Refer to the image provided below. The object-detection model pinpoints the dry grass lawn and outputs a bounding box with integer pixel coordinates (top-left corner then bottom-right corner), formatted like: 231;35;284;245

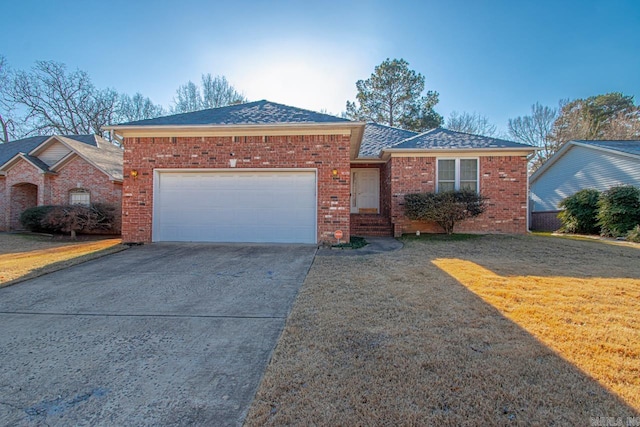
0;233;125;286
245;234;640;426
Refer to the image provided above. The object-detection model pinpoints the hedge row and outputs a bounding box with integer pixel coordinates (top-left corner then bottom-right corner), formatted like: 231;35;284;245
558;185;640;239
20;204;118;237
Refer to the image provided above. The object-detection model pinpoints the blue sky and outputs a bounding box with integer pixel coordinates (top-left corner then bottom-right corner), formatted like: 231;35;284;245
2;0;639;132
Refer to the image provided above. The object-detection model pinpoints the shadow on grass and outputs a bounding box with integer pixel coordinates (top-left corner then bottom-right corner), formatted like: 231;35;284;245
245;235;640;425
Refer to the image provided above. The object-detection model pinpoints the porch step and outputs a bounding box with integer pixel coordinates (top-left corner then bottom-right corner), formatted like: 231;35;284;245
350;214;393;237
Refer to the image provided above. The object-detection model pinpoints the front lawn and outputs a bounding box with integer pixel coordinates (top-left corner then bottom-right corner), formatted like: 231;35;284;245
245;234;639;425
0;233;125;286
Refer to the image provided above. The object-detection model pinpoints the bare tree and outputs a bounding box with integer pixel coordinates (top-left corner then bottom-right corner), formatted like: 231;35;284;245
172;75;246;114
508;103;558;170
0;56;18;143
201;74;246;108
6;60;119;137
446;111;498;136
172;81;201;114
551;93;639;145
606;109;640;139
118;92;165;123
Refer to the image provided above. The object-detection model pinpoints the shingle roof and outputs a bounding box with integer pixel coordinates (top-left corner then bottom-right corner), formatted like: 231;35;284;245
58;136;123;180
22;154;51;171
0;134;122;180
391;128;533;150
119;100;351;126
0;135;50;165
359;123;417;157
574;140;640;157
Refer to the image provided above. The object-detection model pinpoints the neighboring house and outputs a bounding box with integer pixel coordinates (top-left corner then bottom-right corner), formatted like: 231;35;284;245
104;100;534;244
530;140;640;231
0;135;123;232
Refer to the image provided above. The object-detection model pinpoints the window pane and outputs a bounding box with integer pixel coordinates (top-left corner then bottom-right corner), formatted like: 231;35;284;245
438;159;455;181
439;182;456;192
460;181;477;191
460;159;477;181
70;190;90;206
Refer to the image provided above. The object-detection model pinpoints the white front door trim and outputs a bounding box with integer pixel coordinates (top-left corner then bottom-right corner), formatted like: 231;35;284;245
351;168;380;214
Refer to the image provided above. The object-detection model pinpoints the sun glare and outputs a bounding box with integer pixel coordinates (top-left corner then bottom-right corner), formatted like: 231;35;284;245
199;39;371;115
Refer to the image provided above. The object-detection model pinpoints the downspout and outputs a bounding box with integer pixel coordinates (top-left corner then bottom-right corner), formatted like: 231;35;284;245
525;151;537;233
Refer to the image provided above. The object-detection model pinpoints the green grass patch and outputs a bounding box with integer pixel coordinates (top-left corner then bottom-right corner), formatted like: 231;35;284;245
332;236;368;249
400;233;483;242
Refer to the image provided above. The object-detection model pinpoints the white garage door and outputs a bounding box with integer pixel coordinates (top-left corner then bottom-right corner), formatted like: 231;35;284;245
153;170;316;243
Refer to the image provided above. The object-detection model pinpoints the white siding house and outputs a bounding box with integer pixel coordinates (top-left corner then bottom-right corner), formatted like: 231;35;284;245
529;140;640;231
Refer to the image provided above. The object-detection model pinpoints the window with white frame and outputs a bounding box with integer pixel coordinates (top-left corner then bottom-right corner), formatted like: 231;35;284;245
437;158;479;192
69;188;90;206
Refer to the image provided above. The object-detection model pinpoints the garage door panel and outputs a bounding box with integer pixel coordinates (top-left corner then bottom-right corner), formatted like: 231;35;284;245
154;171;316;243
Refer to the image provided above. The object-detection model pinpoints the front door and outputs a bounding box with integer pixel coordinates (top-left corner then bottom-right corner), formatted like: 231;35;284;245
351;169;380;214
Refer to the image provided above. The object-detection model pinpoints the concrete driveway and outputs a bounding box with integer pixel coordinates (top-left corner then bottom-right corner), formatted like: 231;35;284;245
0;243;316;426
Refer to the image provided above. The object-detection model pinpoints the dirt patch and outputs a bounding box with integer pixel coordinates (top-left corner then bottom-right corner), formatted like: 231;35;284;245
0;233;126;286
245;234;640;425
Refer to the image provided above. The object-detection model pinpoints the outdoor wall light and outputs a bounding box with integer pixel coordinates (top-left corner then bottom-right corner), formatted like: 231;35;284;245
130;170;139;179
332;168;338;176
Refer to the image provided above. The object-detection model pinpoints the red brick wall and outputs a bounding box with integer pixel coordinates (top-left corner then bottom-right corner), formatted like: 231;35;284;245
47;156;122;205
389;155;529;235
3;161;46;230
48;156;123;232
0;157;122;232
122;135;351;244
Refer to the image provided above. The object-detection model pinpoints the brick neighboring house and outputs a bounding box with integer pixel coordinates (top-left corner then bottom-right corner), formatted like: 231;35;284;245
0;135;123;232
104;100;534;244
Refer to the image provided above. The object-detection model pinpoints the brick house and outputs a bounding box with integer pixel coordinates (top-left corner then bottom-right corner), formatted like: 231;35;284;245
0;135;123;231
104;100;534;244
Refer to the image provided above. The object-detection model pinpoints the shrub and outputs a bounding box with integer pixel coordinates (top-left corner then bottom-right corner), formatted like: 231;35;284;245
557;189;601;234
19;206;58;233
404;190;487;234
627;225;640;243
42;204;116;238
597;185;640;237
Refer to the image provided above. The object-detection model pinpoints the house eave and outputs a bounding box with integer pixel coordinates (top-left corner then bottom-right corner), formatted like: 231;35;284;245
381;147;536;160
351;157;386;164
103;121;367;160
0;153;52;174
531;140;640;185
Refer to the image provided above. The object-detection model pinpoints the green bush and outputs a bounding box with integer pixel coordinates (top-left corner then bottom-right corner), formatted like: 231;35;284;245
627;225;640;243
19;206;59;233
557;189;601;234
404;190;487;234
597;185;640;237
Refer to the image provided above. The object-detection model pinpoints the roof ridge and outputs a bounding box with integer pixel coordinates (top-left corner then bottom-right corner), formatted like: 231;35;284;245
574;139;640;143
392;127;438;144
366;122;418;134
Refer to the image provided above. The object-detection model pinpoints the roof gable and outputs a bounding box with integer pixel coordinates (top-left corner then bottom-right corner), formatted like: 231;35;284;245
359;123;417;157
530;140;640;184
573;140;640;157
0;136;50;165
390;128;533;150
118;100;351;126
0;134;122;181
